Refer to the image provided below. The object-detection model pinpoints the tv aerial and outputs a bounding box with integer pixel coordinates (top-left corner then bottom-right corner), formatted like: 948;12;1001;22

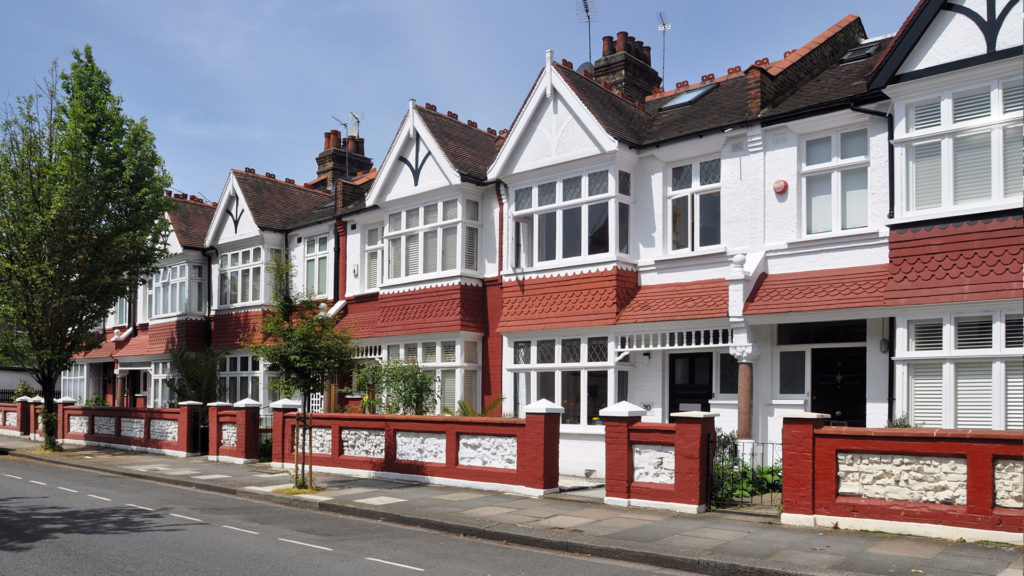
657;11;671;85
577;0;597;64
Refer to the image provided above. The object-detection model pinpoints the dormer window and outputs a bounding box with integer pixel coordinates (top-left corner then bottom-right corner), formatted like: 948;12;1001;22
510;169;631;270
384;197;479;283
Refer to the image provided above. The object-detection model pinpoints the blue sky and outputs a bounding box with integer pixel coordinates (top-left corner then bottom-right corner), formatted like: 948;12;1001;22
1;1;918;202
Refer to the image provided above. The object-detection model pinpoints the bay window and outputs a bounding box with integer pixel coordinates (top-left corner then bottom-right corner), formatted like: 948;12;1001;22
668;158;721;251
148;262;203;317
304;235;328;297
218;247;263;307
801;128;869;234
385;198;479;282
383;338;480;413
898;311;1023;430
219;353;262;404
901;77;1022;214
511;169;630;269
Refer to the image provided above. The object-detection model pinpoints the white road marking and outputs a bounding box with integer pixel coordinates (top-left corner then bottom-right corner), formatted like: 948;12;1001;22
169;513;202;522
278;538;332;551
126;503;154;511
29;480;46;485
222;525;259;535
88;494;111;501
57;487;78;493
3;474;22;479
366;557;425;572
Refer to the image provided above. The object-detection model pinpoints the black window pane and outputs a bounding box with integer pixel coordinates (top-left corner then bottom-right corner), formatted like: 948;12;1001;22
777;320;867;345
587;371;608;424
618;203;629;253
563;207;581;258
700;158;720;185
538;212;556;261
588;203;609;254
561;338;581;363
779;351;805;395
719;354;738;394
561;371;581;424
537;340;555;364
698;192;721;247
672;165;692;190
618;171;631;196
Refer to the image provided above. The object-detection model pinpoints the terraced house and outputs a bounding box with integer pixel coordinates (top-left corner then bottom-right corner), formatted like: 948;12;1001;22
64;0;1021;477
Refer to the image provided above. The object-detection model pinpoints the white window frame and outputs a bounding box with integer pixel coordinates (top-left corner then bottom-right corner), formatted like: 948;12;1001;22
303;234;329;298
380;336;481;414
60;363;88;404
894;76;1023;219
383;197;480;284
217;246;264;308
666;157;722;253
507;335;622;429
115;297;129;326
799;126;870;236
364;225;383;291
151;361;178;408
147;263;191;318
509;169;632;272
895;309;1023;430
219;353;265;405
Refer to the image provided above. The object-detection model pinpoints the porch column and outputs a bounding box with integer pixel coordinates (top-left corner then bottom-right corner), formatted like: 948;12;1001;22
114;375;126;408
730;345;759;440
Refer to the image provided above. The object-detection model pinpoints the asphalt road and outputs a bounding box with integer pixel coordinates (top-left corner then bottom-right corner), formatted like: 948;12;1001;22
0;457;695;576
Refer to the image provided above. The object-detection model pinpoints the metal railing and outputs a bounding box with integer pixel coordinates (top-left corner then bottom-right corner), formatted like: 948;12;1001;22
709;434;782;511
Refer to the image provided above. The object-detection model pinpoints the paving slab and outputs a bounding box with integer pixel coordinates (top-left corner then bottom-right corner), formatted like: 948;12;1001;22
867;535;949;559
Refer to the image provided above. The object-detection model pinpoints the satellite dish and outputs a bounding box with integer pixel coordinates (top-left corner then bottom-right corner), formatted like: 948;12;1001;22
576;61;595;75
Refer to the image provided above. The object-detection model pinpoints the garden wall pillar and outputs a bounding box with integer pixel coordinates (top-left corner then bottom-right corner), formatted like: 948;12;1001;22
600;401;647;501
15;396;32;436
233;398;262;462
671;411;718;511
522;399;563;492
270;399;300;464
177;401;203;455
781;412;827;517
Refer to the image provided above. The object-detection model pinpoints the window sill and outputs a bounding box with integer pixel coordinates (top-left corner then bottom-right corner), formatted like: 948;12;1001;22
889;201;1023;227
783;228;884;248
771;398;807;405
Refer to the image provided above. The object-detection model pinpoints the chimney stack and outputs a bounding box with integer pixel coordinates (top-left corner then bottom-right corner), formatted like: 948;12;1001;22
315;130;373;195
593;30;663;101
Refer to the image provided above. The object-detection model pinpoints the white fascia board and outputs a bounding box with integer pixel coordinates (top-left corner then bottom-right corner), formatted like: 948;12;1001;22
487;63;618;180
203;172;241;248
365;107;460;208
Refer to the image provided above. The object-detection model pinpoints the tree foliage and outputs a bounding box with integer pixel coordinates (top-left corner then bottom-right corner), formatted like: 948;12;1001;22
0;46;173;449
350;359;437;415
244;255;356;488
168;347;225;406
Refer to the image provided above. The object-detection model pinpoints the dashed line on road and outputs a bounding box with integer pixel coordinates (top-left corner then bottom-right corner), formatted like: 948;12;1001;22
29;480;46;485
169;513;202;522
366;557;425;572
126;503;154;511
222;525;259;535
88;494;111;501
57;487;77;493
3;474;22;479
278;538;332;551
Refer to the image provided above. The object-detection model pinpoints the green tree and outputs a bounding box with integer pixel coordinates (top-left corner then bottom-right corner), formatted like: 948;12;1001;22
0;47;173;450
169;347;226;413
351;359;437;415
245;256;356;489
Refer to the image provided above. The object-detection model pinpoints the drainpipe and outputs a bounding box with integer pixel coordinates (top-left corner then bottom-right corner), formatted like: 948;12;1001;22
495;181;507;273
849;103;894;219
201;247;216;348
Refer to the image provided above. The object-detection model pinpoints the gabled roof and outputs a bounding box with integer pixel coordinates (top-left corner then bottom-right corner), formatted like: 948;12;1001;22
231;170;334;231
415;107;501;182
552;65;651;146
866;0;943;90
167;195;216;250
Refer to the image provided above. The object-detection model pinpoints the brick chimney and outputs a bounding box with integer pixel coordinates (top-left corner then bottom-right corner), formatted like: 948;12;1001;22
593;31;662;102
315;129;373;193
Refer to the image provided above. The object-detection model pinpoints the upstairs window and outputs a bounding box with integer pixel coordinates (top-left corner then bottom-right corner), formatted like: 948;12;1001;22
115;297;129;326
902;77;1022;215
218;247;262;307
364;226;383;291
668;158;721;251
304;235;329;297
512;169;630;269
385;198;478;282
148;263;197;317
801;128;869;235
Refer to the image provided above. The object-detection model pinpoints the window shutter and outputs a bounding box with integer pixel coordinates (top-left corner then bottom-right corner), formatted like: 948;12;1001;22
955;362;992;429
1004;80;1024;113
463;370;478;411
910;319;943;350
441;227;457;270
405;234;419;276
441;341;456;363
440;370;457;411
388;238;401;278
1003;125;1022;198
911;100;941;131
1006;359;1023;430
366;251;379;289
464;227;478;270
911;141;942;210
422;230;438;273
910;363;943;427
953;132;991;205
952;90;990;123
955;316;992;349
1005;315;1023;348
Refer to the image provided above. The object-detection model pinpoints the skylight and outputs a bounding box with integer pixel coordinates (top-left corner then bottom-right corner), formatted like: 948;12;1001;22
661;84;715;110
840;43;880;64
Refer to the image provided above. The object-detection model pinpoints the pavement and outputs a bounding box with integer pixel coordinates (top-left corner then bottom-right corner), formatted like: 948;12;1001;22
1;435;1020;576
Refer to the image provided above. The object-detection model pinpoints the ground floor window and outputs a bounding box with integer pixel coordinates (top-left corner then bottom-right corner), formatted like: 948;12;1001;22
151;361;177;408
219;353;262;404
61;363;87;403
381;337;481;414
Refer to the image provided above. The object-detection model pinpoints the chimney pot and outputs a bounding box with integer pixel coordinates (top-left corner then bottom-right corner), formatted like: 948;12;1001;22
323;131;332;151
615;31;628;54
499;129;509;136
353;136;365;155
642;45;652;65
447;111;458;119
602;35;613;57
329;129;341;149
561;58;573;69
425;103;436;111
189;195;199;202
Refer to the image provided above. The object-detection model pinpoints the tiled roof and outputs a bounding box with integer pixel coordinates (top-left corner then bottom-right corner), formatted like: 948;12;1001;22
616;280;729;325
232;170;334;231
553;65;651;146
415;107;500;182
498;268;638;332
770;37;892;115
744;265;889;315
114;320;207;357
342;285;486;338
867;0;933;89
78;333;116;360
886;213;1023;306
167;197;215;249
643;75;752;144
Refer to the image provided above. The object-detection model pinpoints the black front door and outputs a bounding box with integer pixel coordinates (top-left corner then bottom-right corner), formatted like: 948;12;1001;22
811;347;866;426
668;352;713;417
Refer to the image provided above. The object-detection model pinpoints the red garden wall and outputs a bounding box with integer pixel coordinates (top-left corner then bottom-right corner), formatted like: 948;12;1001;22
782;413;1023;543
208;401;261;463
271;399;562;495
57;402;203;456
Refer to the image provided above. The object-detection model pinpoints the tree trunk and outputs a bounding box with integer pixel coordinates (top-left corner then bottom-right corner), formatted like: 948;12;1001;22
292;413;300;488
39;373;59;451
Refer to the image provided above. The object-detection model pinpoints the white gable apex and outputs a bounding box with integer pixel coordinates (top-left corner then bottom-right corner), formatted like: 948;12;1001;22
898;0;1023;75
165;215;183;255
366;102;461;207
204;172;260;247
489;53;618;179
